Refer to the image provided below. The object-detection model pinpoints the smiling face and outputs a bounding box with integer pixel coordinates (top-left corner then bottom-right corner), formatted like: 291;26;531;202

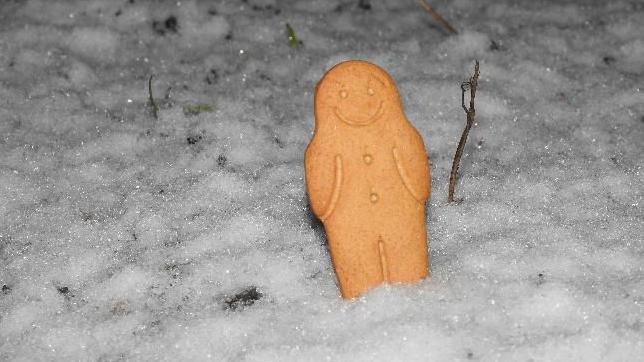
315;61;401;127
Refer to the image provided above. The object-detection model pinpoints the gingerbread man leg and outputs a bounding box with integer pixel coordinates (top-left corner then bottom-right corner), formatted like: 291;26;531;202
379;204;429;284
325;220;385;299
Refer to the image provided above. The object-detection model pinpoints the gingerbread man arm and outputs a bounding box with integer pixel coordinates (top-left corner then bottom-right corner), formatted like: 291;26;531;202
392;127;430;204
305;141;343;222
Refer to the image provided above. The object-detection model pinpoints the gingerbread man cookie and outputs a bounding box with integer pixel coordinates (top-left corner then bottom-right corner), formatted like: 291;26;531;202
305;60;431;299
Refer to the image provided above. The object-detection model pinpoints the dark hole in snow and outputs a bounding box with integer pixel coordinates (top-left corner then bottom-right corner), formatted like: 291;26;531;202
2;285;10;294
639;115;643;123
537;273;545;286
57;286;70;295
224;286;262;311
467;351;474;359
164;16;178;32
490;40;501;51
115;9;122;17
225;32;233;40
205;69;219;85
358;0;371;11
306;201;326;243
217;155;227;167
187;135;202;145
603;56;616;65
208;8;217;15
274;136;284;148
153;15;178;35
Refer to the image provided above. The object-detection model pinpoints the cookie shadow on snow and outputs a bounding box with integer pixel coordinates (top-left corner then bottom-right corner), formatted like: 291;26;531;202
305;199;328;248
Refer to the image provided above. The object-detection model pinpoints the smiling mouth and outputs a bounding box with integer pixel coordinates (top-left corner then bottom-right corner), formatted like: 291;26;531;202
334;101;384;127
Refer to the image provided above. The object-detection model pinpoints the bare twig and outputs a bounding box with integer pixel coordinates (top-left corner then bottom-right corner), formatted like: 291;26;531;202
417;0;458;35
448;60;480;203
148;74;158;120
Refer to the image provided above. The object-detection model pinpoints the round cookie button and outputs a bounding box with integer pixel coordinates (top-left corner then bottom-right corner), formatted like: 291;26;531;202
369;192;379;203
363;154;373;164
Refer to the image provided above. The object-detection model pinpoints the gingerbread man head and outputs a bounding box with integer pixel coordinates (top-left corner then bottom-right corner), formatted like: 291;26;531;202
314;60;403;129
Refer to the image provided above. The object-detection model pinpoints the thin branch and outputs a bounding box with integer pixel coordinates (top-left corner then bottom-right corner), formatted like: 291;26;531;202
460;82;469;113
148;74;159;120
417;0;458;35
448;60;480;203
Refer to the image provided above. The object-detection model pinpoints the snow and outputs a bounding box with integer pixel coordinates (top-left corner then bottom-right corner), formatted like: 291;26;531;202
68;27;120;62
1;0;643;360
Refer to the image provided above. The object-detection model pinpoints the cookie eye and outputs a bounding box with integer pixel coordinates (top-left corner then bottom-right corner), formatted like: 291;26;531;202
367;88;375;96
339;90;348;99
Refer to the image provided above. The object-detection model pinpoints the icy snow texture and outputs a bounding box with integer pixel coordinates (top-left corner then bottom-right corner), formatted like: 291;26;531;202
1;0;643;361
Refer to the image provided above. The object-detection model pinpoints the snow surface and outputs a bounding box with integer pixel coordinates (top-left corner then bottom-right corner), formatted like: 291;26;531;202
1;0;643;360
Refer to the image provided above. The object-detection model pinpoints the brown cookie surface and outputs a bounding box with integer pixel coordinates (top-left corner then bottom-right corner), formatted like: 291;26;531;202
305;60;431;299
